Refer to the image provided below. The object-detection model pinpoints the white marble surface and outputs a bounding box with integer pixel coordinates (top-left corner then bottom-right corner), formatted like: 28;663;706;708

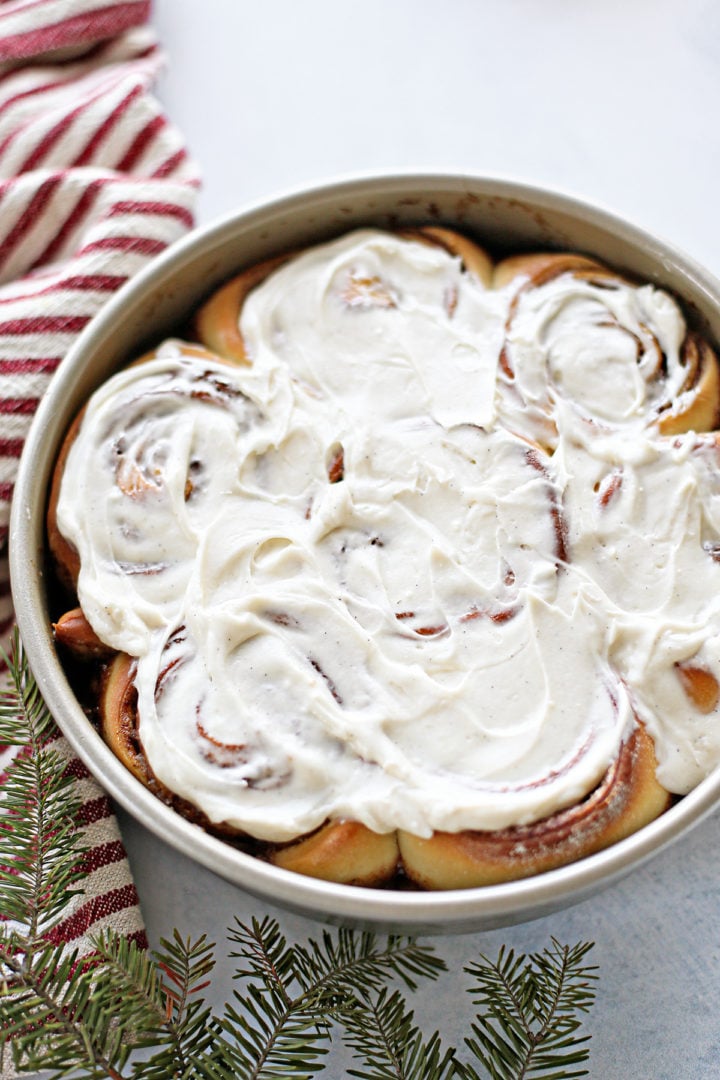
115;1;720;1075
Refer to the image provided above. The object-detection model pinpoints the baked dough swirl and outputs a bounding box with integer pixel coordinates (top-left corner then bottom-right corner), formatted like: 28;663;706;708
50;227;720;889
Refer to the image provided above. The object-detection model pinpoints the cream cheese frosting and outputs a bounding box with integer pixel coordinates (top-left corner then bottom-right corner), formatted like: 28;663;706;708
55;228;720;841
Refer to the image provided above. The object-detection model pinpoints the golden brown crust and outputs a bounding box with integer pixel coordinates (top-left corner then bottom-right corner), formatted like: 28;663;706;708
658;333;720;435
269;821;400;886
100;652;149;784
675;659;720;713
492;251;611;290
397;723;672;889
47;407;84;594
194;252;293;364
53;606;115;660
400;226;494;286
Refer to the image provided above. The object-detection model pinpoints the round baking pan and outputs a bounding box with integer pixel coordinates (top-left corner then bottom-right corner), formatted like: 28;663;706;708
11;173;720;933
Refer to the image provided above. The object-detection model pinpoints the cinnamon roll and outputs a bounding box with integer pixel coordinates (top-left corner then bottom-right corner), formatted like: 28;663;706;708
49;227;720;890
494;251;720;448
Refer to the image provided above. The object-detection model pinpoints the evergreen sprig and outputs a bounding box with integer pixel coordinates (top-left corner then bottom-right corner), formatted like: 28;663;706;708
340;985;456;1079
0;631;599;1079
459;940;598;1080
0;630;86;934
0;630;123;1078
204;917;449;1079
201;915;336;1079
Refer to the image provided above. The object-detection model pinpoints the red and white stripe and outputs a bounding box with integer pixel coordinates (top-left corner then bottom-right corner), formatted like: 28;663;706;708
0;169;197;542
0;6;200;550
0;5;199;1072
0;732;147;948
0;0;151;68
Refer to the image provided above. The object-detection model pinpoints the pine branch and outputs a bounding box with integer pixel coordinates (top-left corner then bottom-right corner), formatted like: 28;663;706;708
0;939;126;1079
205;917;340;1079
340;985;457;1080
127;931;222;1079
0;630;86;937
291;926;447;996
0;631;126;1078
458;939;598;1080
204;917;448;1080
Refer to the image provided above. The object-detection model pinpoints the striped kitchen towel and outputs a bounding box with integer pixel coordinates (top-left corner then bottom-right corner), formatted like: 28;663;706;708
0;2;199;1073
